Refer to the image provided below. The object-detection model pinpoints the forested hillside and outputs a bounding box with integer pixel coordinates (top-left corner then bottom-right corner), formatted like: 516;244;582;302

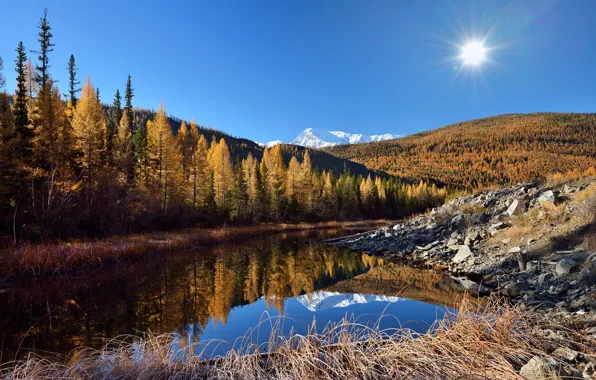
129;108;376;178
324;113;596;189
0;9;447;241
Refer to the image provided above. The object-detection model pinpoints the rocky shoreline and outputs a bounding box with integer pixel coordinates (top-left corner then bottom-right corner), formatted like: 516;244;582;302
328;180;596;378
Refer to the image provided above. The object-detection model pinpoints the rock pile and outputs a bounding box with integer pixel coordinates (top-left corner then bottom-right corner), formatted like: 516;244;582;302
330;181;596;313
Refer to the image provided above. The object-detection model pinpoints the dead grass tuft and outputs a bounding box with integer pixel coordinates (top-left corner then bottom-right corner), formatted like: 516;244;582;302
573;184;596;225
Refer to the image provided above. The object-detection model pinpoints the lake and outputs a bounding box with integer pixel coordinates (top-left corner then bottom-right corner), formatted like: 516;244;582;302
0;228;463;363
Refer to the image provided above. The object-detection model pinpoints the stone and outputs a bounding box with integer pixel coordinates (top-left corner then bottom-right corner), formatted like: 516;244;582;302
488;222;507;235
450;214;466;230
553;347;579;362
506;199;520;216
584;363;595;379
502;238;511;244
473;212;489;225
556;257;579;276
526;260;539;272
520;356;567;380
509;246;522;254
447;238;459;247
452;245;473;263
506;281;530;297
452;276;488;294
538;190;556;204
416;241;441;251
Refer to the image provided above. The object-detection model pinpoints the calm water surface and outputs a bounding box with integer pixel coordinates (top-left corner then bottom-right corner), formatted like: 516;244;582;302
0;228;463;362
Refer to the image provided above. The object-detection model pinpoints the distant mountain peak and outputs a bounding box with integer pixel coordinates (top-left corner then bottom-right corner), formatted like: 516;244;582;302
291;128;400;148
256;129;400;149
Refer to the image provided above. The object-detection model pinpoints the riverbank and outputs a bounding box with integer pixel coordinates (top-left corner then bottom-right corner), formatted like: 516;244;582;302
0;221;390;280
328;178;596;377
3;296;591;379
329;179;596;314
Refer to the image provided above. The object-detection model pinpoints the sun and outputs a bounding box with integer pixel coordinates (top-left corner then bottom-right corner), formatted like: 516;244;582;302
460;41;487;66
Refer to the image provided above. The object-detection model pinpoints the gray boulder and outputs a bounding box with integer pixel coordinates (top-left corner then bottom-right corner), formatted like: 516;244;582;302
506;199;520;216
506;281;530;297
538;190;556;204
452;245;473;263
556;257;579;276
450;214;466;230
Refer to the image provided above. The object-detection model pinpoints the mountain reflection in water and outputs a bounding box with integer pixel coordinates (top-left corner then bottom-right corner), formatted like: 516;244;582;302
0;229;464;362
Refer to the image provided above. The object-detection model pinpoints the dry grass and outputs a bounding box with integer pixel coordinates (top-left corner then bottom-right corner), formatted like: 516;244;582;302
573;184;596;225
0;221;390;279
1;296;581;380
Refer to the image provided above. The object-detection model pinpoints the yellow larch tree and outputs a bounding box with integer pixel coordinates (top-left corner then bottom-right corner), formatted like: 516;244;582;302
285;156;300;201
262;144;286;219
208;138;233;210
72;78;106;196
188;124;209;212
117;112;134;182
146;102;184;217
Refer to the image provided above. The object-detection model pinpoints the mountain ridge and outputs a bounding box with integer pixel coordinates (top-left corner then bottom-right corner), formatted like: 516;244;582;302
323;112;596;189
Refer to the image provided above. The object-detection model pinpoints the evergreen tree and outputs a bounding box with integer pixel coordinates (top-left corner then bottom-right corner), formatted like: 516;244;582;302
106;89;122;165
230;163;248;222
0;60;18;216
0;57;5;89
65;54;80;106
134;121;148;181
124;74;134;132
13;42;32;154
31;8;54;97
123;76;136;182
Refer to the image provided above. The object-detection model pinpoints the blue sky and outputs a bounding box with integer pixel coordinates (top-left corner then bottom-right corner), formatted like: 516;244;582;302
1;0;595;143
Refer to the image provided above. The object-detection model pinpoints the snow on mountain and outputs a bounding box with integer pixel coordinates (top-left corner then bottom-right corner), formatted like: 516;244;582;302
290;128;399;148
256;140;284;148
296;291;402;312
291;128;348;148
370;134;396;142
255;129;400;149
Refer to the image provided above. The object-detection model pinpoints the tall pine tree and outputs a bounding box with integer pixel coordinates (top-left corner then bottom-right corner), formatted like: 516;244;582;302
106;89;122;165
31;8;54;98
65;54;80;107
13;42;31;154
123;75;136;182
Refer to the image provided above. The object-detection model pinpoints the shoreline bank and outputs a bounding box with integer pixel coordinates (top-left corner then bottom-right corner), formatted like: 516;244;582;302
0;220;391;280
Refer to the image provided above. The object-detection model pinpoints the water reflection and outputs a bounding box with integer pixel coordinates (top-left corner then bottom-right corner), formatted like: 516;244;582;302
0;229;465;363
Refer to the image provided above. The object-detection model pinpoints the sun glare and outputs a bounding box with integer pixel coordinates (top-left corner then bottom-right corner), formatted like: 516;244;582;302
460;41;487;66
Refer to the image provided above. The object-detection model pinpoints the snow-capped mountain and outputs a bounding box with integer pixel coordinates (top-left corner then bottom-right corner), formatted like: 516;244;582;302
256;128;400;149
291;128;400;148
296;291;402;312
